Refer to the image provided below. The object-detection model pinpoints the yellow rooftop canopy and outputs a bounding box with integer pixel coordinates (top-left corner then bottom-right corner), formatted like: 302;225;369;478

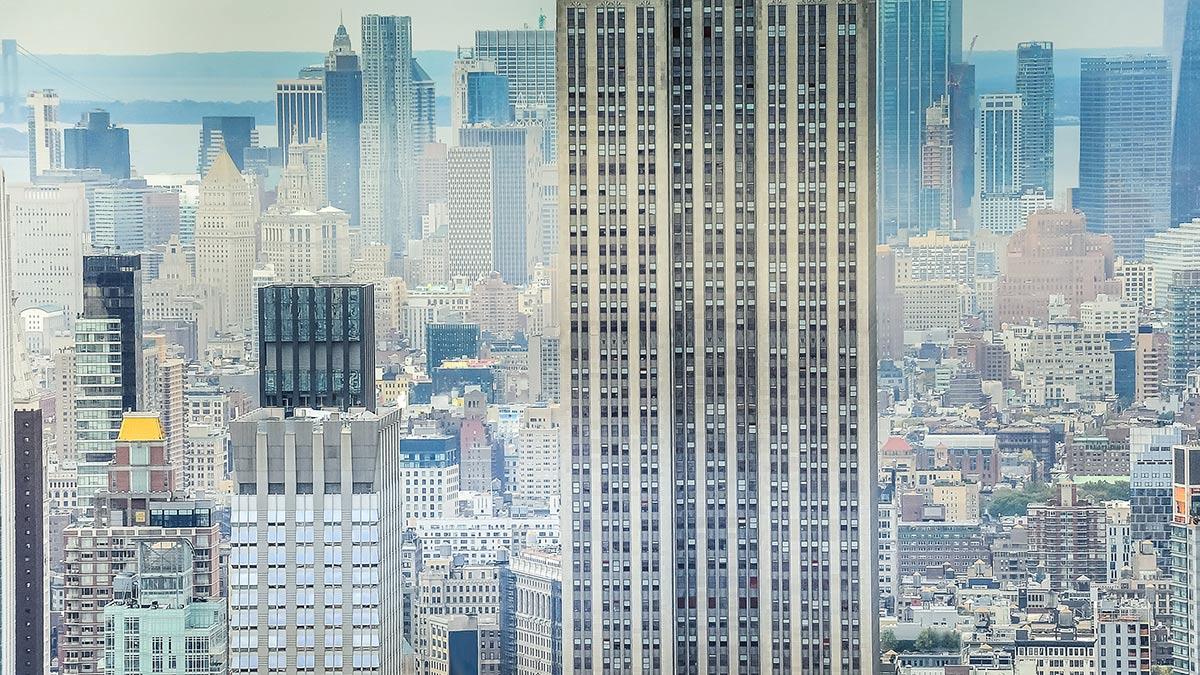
117;413;165;442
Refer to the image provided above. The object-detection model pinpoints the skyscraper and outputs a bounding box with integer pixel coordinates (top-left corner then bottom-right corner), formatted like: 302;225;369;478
561;1;877;672
920;96;953;232
446;145;494;281
1016;41;1054;195
976;93;1023;197
459;124;542;284
1169;442;1200;675
360;14;415;258
324;19;362;225
451;51;500;137
8;182;88;316
26;89;62;178
948;62;976;230
1172;0;1200;227
412;60;437;149
466;72;514;126
197;115;257;175
0;167;14;675
1078;56;1173;259
474;29;556;161
194;147;256;334
75;254;144;510
878;0;958;241
63;109;131;179
275;77;324;154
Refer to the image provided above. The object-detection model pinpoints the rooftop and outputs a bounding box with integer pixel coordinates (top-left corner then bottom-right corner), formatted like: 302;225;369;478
117;413;165;442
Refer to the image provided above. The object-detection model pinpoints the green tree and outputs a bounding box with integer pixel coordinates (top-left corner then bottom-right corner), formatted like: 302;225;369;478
881;629;897;653
1078;479;1131;502
987;483;1054;517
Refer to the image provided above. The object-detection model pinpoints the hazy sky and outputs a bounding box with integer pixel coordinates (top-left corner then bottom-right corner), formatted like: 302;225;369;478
3;0;1164;55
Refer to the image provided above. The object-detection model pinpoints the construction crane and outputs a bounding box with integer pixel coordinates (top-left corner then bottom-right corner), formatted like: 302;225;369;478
948;34;980;88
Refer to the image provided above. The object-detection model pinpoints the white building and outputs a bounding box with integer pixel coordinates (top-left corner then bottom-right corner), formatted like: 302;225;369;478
228;407;406;674
260;143;351;284
447;146;494;282
26;89;62;177
397;435;460;525
1095;597;1152;675
896;230;977;284
185;423;227;497
512;404;561;513
979;187;1053;235
194;147;256;335
1104;500;1133;584
1115;258;1156;311
1021;325;1114;403
1080;294;1139;335
510;548;562;675
977;93;1024;198
7;182;87;316
1144;218;1200;308
408;516;559;566
89;184;146;252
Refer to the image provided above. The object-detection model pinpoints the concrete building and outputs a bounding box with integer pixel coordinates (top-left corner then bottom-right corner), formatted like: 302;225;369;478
259;149;351;285
1077;56;1172;259
396;435;460;525
413;557;501;669
509;548;563;675
1022;325;1115;404
1095;597;1153;675
447;146;494;281
195;147;256;335
977;186;1053;235
562;2;877;671
512;404;560;514
996;211;1121;326
1080;294;1139;335
469;273;520;339
228;406;405;674
26;89;62;177
1115;259;1157;310
7;181;87;316
897;279;965;334
896;230;976;284
1027;479;1108;590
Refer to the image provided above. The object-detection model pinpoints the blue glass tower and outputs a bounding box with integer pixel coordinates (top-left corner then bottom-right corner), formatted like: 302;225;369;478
63;109;130;179
324;20;363;225
465;71;513;125
878;0;958;241
1078;56;1172;259
1172;0;1200;227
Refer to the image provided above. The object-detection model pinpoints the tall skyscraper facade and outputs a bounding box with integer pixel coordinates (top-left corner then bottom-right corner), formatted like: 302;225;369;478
976;93;1023;197
197;115;258;175
324;20;363;226
26;89;62;178
0;168;14;675
8;182;87;316
459;124;542;284
948;61;976;230
63;109;131;180
474;29;555;161
446;145;494;281
360;14;415;257
195;147;256;334
878;0;957;241
412;61;437;150
560;1;877;672
1016;41;1054;195
1172;0;1200;227
1169;443;1200;675
1077;56;1173;259
275;78;325;154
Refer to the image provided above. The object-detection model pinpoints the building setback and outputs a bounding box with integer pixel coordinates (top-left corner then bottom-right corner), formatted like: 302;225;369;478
561;1;878;672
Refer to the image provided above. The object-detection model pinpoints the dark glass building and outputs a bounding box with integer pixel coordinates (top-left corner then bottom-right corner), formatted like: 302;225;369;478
466;72;513;125
1078;56;1173;259
1016;41;1055;195
197;115;257;175
13;405;45;675
82;254;143;411
413;60;437;150
1172;0;1200;227
426;323;480;373
63;109;131;179
259;284;376;414
324;21;363;226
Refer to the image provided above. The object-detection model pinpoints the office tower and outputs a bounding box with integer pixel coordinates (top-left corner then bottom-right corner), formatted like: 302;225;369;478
103;540;228;675
7;181;87;315
451;52;500;136
466;72;514;126
396;434;461;522
460;125;542;284
426;322;481;374
1170;443;1200;675
63;109;131;179
260;143;351;284
1145;219;1200;306
976;93;1023;199
1168;269;1200;383
446;146;494;280
513;404;561;513
1130;424;1191;566
561;1;877;672
1016;41;1054;195
75;254;143;510
539;163;558;266
876;246;906;360
26;89;62;178
474;29;556;161
275;78;324;153
90;181;148;251
324;19;362;225
1168;0;1192;100
0;168;13;675
195;147;255;334
469;272;520;338
229;406;405;674
920;96;953;232
258;283;376;413
143;189;181;246
197;116;258;175
12;397;47;675
416;142;449;218
412;60;437;149
506;549;563;675
996;211;1121;325
1078;57;1173;259
948;62;976;231
878;0;956;241
1173;1;1200;226
360;14;415;257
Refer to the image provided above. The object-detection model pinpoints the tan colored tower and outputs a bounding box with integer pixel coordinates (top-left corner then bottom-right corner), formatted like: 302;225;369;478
559;1;878;672
195;146;256;334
